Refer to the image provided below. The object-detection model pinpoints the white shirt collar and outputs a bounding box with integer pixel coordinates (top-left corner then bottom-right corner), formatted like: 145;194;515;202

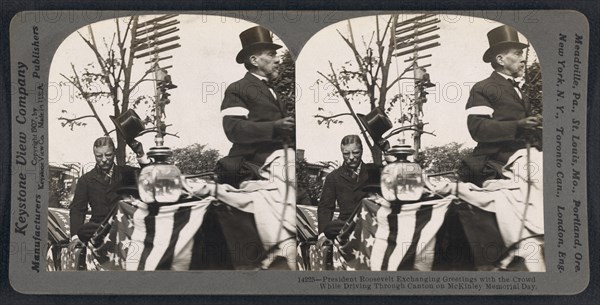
251;72;277;99
496;71;524;88
346;162;362;177
97;164;114;180
251;72;269;82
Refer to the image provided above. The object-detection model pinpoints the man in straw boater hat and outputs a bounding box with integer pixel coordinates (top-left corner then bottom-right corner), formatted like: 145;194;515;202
216;25;295;187
461;25;542;186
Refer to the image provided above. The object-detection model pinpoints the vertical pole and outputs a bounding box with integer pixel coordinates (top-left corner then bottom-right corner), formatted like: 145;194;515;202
412;20;421;154
151;23;164;147
413;70;421;153
152;61;163;147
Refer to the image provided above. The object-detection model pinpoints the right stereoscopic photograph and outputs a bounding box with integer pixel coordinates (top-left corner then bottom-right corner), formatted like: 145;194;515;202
295;14;544;272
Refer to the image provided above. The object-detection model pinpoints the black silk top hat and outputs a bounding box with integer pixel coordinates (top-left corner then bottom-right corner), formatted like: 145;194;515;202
358;107;393;143
236;26;282;64
110;109;145;142
482;25;528;63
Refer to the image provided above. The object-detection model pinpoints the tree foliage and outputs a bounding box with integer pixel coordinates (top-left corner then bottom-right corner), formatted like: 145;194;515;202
415;142;473;174
520;60;543;147
171;143;220;175
48;176;71;208
273;49;295;117
295;156;324;206
270;49;296;145
524;61;542;116
526;61;543;112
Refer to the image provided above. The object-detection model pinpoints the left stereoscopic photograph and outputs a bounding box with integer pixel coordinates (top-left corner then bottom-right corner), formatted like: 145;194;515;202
46;14;296;271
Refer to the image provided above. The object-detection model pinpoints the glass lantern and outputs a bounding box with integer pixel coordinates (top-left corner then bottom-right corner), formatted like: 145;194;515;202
381;145;424;202
137;147;182;204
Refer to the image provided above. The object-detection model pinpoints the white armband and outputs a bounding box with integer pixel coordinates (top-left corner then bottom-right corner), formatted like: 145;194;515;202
466;106;494;118
221;107;249;118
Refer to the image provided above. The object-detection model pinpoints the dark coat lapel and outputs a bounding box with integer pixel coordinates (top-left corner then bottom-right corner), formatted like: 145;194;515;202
89;167;111;187
355;165;369;191
244;73;285;116
338;162;368;191
337;164;354;184
491;72;528;110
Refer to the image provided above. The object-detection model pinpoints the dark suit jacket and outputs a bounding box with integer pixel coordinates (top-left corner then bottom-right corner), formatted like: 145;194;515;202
221;72;287;165
317;163;375;233
69;165;139;236
466;72;532;164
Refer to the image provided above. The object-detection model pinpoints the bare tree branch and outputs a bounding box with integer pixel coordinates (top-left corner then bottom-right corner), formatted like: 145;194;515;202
61;16;155;165
115;18;126;85
378;15;397;109
339;70;363;76
120;16;139;115
115;16;135;92
58;115;96;123
59;66;109;135
130;73;153;92
344;89;369;95
317;63;374;153
373;16;393;87
84;91;112;97
336;29;376;106
386;64;413;91
315;14;437;161
314;113;353;120
383;123;435;140
78;27;119;109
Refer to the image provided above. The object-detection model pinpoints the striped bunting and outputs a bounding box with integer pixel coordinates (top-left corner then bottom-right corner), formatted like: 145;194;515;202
121;198;211;271
48;207;91;241
328;196;453;271
370;197;452;271
84;198;212;271
296;205;338;270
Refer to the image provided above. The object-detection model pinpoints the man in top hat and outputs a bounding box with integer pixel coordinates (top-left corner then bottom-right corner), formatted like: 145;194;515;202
219;26;294;180
462;25;542;186
69;136;150;246
317;135;379;245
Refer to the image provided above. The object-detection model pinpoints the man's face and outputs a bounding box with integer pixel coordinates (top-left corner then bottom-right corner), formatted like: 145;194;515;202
94;145;115;172
341;143;363;170
250;49;280;80
497;48;525;78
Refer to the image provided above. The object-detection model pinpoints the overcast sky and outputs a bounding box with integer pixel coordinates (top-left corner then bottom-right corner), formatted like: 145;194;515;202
49;13;538;170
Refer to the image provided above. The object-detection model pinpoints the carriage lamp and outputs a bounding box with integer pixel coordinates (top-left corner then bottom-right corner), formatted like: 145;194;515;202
380;145;424;202
138;147;182;204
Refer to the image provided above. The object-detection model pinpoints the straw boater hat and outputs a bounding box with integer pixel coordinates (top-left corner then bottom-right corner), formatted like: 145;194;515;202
235;26;282;64
482;25;528;63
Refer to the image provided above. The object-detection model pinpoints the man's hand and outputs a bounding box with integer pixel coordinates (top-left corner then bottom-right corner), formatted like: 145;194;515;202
316;234;333;249
274;117;295;133
517;116;540;130
67;238;85;253
127;139;145;157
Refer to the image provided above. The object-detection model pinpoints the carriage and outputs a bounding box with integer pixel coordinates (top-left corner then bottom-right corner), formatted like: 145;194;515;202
47;146;543;272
